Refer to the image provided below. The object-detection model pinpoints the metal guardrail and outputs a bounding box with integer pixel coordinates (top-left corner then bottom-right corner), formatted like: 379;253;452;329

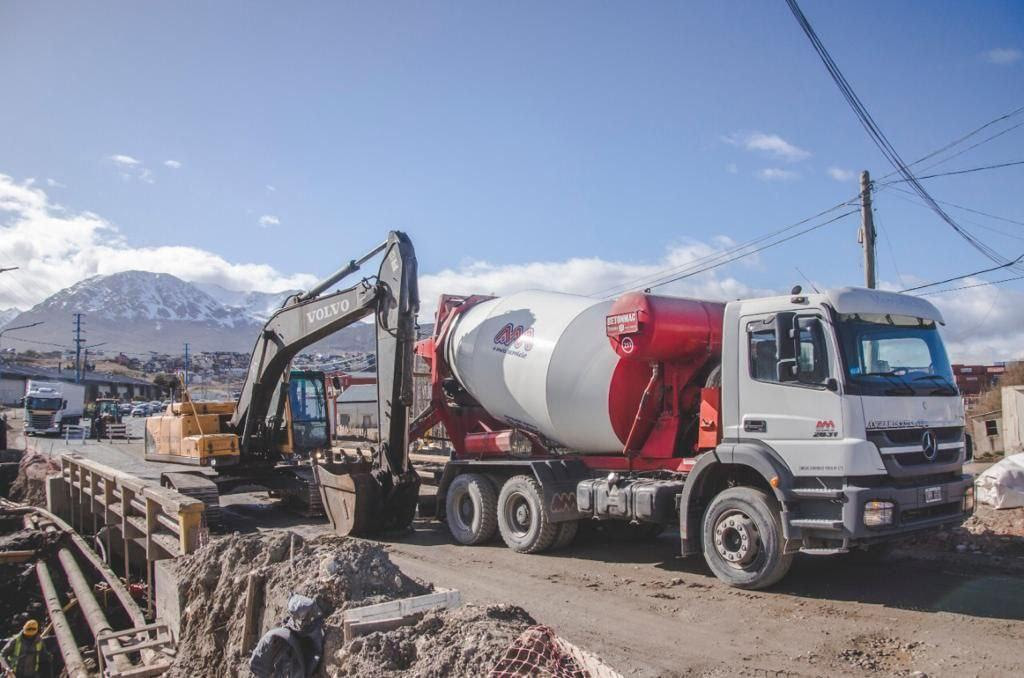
63;424;90;442
57;454;206;612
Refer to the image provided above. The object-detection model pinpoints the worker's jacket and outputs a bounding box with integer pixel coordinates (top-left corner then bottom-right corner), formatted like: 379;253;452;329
2;633;45;677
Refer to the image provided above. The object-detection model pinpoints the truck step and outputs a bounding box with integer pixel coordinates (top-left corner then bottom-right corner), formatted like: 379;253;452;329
789;518;844;531
799;546;849;555
791;488;846;499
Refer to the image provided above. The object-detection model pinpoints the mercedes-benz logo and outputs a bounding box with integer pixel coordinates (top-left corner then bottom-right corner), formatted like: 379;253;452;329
921;429;938;461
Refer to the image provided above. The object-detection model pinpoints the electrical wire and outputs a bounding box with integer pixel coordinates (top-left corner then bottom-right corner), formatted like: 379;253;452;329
914;274;1024;297
637;209;859;293
880;159;1024;184
589;198;859;298
784;0;1022;272
900;253;1024;292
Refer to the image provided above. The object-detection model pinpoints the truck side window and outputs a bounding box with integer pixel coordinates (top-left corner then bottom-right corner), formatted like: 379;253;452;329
748;329;778;382
796;317;829;385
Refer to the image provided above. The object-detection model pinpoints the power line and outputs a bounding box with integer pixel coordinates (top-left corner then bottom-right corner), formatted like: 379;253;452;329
880;159;1024;184
641;209;859;293
784;0;1020;272
915;274;1024;297
883;184;1024;228
900;254;1024;292
589;198;859;298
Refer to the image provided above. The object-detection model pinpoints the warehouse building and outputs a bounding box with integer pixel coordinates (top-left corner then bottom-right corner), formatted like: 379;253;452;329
0;364;159;405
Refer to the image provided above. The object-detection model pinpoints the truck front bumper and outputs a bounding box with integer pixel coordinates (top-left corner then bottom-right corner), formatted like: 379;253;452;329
784;473;973;547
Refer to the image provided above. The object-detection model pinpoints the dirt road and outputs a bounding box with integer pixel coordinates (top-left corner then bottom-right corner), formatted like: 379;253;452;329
372;521;1024;677
19;422;1024;677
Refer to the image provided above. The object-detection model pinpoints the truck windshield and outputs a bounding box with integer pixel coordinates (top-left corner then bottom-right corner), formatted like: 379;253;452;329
26;396;61;410
836;313;957;396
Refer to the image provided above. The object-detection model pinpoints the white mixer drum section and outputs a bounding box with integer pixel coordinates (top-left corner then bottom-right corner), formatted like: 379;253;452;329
445;290;623;452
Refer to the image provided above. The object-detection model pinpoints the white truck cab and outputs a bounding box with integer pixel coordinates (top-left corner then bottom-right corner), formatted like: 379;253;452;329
716;286;972;557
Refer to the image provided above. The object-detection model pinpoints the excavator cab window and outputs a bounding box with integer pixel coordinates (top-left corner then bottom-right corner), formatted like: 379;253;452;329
288;372;329;455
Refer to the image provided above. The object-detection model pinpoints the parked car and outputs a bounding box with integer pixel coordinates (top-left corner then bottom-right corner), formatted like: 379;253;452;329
119;403;133;415
131;405;148;417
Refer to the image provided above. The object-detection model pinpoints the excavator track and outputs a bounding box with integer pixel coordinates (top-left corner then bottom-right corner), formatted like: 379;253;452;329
274;466;325;518
161;472;222;527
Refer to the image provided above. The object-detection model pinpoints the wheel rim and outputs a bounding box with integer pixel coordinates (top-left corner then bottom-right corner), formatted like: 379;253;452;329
713;509;761;568
504;493;532;537
457;493;475;528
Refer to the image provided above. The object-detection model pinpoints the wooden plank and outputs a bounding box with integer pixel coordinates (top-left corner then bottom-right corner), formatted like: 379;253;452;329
342;589;461;624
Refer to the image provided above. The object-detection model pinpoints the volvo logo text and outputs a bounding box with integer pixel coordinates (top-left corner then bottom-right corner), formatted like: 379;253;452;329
921;429;938;462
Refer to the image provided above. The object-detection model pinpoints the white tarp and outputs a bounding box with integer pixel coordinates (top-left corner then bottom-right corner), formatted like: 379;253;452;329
976;453;1024;509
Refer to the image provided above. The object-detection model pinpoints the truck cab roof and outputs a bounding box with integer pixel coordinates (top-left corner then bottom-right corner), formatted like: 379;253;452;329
727;286;944;324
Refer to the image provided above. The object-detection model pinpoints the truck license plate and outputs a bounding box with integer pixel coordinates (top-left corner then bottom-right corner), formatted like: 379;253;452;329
924;486;943;504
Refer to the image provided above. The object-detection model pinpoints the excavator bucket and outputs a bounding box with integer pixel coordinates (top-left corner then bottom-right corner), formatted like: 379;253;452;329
314;460;381;536
314;461;420;536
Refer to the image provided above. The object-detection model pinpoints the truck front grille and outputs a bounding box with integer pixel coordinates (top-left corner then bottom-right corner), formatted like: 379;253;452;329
866;426;963;449
29;413;54;429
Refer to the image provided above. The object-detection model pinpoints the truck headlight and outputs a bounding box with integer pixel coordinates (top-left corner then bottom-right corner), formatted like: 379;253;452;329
962;486;975;514
863;500;895;527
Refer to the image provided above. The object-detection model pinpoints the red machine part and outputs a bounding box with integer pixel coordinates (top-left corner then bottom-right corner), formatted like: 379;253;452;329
412;291;725;471
605;293;725;458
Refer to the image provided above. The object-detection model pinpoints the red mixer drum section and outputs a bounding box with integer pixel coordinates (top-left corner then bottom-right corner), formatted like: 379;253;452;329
605;292;724;363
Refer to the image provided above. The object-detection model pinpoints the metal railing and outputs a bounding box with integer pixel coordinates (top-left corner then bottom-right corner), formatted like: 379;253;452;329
56;454;206;612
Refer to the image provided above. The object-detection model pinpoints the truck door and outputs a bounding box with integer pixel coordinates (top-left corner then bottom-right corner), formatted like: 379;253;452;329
738;312;844;456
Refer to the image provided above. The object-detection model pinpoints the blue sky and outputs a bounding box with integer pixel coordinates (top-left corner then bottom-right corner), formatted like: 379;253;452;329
1;1;1022;360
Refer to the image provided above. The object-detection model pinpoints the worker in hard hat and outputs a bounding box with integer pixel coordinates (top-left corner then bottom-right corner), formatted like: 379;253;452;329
1;620;51;678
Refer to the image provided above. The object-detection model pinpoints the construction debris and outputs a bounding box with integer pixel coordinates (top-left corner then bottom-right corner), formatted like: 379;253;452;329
7;451;58;508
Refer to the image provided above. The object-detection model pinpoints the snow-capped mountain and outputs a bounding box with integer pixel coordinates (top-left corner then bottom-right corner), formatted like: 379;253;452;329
0;308;20;330
3;271;381;355
194;282;298;322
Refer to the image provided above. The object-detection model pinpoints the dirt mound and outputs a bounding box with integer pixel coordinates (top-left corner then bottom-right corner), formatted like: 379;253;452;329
165;531;428;678
901;503;1024;571
326;604;536;677
8;451;59;507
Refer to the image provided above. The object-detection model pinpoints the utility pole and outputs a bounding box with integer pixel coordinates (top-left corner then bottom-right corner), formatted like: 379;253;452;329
183;342;190;389
73;313;85;383
858;170;877;289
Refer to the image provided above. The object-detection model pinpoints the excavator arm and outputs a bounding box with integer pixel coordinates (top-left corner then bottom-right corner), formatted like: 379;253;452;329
230;231;420;489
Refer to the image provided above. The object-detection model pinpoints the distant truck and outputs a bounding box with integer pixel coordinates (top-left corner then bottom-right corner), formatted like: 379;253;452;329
24;380;85;435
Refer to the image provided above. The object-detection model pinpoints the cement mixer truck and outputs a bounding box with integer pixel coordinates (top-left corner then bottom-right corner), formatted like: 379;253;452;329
318;284;973;589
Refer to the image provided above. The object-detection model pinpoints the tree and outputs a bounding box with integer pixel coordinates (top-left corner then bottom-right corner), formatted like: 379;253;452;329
153;373;182;396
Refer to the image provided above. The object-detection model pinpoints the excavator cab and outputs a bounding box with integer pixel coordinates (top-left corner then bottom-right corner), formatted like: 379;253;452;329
286;370;331;456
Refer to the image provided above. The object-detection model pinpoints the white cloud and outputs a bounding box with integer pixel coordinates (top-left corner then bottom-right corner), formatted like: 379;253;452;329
985;48;1022;65
0;174;317;308
164;160;182;169
724;131;810;162
108;154;140;167
258;215;280;228
266;185;277;193
920;280;1024;363
756;168;800;181
139;168;155;184
725;163;738;174
45;178;65;188
827;167;856;182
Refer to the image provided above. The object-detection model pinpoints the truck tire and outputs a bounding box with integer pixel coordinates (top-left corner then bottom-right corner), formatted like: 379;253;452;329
552;519;579;550
497;475;558;554
701;487;793;590
445;473;498;545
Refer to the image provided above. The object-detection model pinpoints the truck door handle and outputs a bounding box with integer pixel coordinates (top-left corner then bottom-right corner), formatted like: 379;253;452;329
744;419;767;433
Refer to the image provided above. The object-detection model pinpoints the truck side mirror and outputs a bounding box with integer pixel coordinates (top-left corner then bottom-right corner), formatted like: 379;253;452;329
62;399;68;410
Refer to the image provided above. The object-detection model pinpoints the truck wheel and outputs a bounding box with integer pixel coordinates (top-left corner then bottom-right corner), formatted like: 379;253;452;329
445;474;498;545
701;487;793;590
552;519;579;550
497;475;558;554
